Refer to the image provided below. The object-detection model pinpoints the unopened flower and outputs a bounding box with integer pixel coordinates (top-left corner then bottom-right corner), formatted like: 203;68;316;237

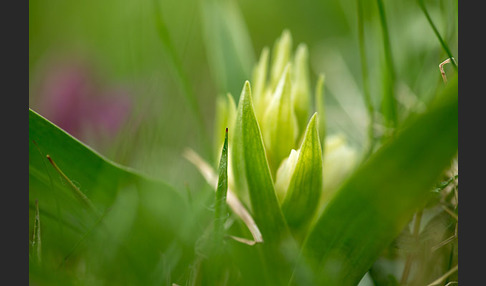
322;134;358;196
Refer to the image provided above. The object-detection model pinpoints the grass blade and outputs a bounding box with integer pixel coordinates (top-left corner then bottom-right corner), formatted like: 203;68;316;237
183;148;263;244
152;0;211;157
214;128;229;246
300;76;458;285
200;128;230;285
417;0;457;70
357;0;375;156
200;0;256;97
376;0;398;133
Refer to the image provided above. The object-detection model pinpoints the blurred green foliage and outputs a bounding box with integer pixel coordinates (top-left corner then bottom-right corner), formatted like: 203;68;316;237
29;0;458;285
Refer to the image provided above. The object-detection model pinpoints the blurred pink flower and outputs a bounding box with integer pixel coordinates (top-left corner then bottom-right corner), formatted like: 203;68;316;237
35;60;132;146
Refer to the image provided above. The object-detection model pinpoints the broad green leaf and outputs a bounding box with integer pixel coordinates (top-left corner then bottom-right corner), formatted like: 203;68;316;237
262;65;299;173
292;43;311;133
281;113;322;231
29;109;191;283
300;76;458;285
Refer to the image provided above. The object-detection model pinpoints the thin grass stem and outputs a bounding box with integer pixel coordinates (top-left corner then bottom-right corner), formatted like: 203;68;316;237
152;0;212;158
376;0;398;133
426;264;458;286
32;199;42;264
357;0;375;157
418;0;457;70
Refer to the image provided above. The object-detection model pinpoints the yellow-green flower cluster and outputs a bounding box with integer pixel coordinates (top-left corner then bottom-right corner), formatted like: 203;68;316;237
214;30;357;207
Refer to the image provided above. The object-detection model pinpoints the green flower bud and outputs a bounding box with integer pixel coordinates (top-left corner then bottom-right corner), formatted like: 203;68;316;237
292;43;311;134
275;149;300;202
261;64;299;173
322;134;357;198
251;46;270;122
270;30;292;90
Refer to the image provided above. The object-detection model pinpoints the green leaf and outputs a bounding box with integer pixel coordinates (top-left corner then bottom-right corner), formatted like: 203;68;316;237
152;0;211;156
214;93;236;163
417;0;457;70
281;113;323;232
231;81;297;285
32;200;42;264
376;0;398;133
300;76;458;285
200;0;256;97
213;128;229;247
232;81;287;242
29;109;190;282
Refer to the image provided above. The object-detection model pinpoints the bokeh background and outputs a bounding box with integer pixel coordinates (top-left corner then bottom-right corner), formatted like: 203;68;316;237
29;0;457;191
29;0;458;285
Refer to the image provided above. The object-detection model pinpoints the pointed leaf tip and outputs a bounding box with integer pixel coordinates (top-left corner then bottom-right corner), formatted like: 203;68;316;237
281;112;322;229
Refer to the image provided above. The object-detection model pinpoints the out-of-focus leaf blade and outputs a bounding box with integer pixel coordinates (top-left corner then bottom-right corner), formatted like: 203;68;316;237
300;76;458;285
29;109;190;283
281;113;322;232
252;46;270;122
270;30;292;89
292;43;311;133
200;0;255;98
376;0;398;134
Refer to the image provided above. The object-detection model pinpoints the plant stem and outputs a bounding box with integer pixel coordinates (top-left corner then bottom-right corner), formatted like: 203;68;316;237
357;0;375;158
376;0;398;134
417;0;457;70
